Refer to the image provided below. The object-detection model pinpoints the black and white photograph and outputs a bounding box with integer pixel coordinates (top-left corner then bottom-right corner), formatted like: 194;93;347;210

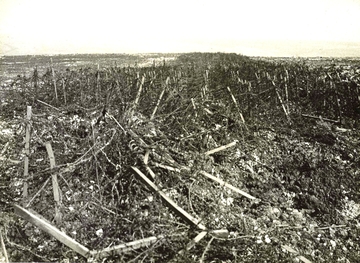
1;0;360;262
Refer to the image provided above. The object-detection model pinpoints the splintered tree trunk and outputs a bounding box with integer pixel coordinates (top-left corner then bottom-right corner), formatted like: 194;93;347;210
134;75;145;110
32;67;39;102
247;82;253;118
62;78;67;105
96;64;100;103
23;106;32;204
284;70;290;113
79;79;83;104
50;58;58;103
45;142;62;224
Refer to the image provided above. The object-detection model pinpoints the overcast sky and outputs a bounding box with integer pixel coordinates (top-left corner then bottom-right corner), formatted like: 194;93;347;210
0;0;360;57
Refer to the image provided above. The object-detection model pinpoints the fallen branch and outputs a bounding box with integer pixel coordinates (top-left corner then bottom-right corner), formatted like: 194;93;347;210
226;86;248;130
204;141;238;156
200;236;214;263
26;128;117;182
26;177;51;208
274;86;291;123
151;161;256;200
317;224;348;230
301;114;340;124
131;167;206;230
36;99;61;111
276;224;348;231
90;235;164;259
13;204;90;258
153;162;181;172
0;156;21;164
198;171;257;200
106;113;126;133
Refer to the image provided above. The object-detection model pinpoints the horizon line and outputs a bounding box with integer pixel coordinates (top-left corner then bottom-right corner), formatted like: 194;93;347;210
1;52;360;59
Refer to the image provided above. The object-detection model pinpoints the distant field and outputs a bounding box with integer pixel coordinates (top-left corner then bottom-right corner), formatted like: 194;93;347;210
255;56;360;67
2;53;360;81
0;53;178;80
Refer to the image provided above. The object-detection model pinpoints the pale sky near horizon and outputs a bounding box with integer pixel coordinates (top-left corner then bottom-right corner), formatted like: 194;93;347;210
0;0;360;57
